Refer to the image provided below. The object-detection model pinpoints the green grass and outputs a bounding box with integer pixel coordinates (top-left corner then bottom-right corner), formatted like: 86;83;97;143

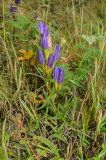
0;0;106;159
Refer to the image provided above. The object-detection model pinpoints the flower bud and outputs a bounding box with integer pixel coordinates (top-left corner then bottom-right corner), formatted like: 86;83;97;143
41;34;48;49
53;67;64;84
58;68;64;83
54;44;61;61
10;3;15;13
43;24;49;36
38;50;46;64
15;0;21;5
38;21;49;36
38;21;44;35
47;54;55;68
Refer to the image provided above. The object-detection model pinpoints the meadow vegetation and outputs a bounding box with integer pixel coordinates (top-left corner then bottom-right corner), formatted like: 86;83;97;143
0;0;106;159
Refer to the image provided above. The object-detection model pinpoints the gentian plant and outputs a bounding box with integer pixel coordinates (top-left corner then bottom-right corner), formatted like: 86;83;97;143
38;21;64;91
15;16;64;92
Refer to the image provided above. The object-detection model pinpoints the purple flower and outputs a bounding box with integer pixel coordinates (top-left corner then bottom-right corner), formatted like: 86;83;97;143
10;3;15;13
47;54;55;68
38;50;46;64
41;34;48;49
38;21;49;36
54;44;61;61
38;21;44;35
15;0;21;5
43;24;49;36
53;67;64;84
38;21;50;49
53;66;59;81
58;68;64;83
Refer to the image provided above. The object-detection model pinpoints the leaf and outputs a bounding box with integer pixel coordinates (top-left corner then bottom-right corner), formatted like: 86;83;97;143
53;133;66;142
30;58;38;65
0;147;6;160
17;56;25;61
35;136;60;156
50;157;64;160
82;34;97;45
19;98;35;121
37;148;47;157
28;156;34;160
18;49;33;60
102;143;106;152
1;118;8;160
10;15;28;30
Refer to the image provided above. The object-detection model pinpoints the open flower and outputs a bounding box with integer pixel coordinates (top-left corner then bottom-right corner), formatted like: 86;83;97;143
53;66;64;84
38;50;46;64
54;44;61;61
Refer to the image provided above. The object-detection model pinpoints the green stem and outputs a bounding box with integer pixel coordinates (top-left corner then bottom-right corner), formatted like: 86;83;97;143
2;0;6;41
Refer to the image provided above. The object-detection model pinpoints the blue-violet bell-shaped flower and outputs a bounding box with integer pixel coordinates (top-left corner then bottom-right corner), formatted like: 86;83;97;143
38;50;46;64
15;0;21;5
38;21;44;35
38;21;49;36
47;54;55;68
10;3;15;13
41;34;48;49
58;68;64;83
54;44;61;61
43;24;49;36
53;67;64;84
38;21;50;49
53;66;59;81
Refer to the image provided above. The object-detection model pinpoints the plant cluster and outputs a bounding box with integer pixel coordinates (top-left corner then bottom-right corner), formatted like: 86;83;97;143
10;0;64;93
